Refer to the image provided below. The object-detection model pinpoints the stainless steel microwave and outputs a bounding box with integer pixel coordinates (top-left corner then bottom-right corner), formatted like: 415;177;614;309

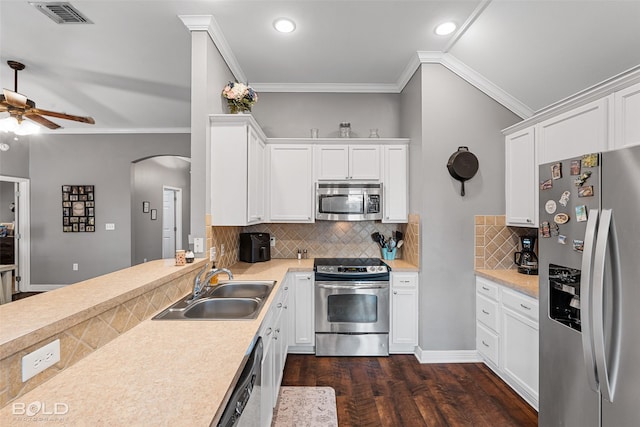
316;182;382;221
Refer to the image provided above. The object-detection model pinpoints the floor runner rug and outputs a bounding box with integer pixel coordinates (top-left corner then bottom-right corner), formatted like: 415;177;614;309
273;386;338;426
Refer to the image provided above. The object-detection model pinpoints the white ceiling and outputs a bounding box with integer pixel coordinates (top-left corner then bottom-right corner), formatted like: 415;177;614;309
1;0;639;132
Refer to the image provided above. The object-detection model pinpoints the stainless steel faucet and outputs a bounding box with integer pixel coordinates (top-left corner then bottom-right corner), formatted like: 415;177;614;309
191;263;234;300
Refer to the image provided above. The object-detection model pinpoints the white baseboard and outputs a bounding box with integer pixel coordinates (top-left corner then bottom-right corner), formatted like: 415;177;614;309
415;348;483;364
27;283;68;292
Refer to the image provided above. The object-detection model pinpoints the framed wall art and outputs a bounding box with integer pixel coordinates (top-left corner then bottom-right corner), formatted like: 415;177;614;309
62;185;95;232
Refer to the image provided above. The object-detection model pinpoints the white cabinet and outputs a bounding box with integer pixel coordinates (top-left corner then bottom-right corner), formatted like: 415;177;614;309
267;145;314;223
537;98;610;164
505;127;538;227
289;272;315;353
475;276;539;410
210;115;266;226
501;289;539;403
248;129;266;223
382;145;408;223
260;282;290;426
614;82;640;149
476;278;501;368
390;272;418;353
314;144;381;180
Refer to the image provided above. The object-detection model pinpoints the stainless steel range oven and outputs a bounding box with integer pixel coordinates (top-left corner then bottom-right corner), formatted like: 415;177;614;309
314;258;390;356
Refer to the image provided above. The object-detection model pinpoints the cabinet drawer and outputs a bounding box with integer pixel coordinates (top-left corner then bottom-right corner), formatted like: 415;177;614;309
502;288;538;322
476;294;500;332
477;323;499;366
476;277;499;300
392;273;417;289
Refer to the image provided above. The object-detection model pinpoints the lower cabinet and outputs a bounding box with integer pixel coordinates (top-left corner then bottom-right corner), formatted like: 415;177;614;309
260;280;290;427
288;272;315;353
390;272;419;353
476;276;539;410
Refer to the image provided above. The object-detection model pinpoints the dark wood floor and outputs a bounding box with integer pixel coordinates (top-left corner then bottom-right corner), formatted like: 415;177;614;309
282;354;538;427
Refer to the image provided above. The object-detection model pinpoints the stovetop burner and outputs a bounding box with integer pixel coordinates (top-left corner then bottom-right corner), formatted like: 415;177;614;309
314;258;388;267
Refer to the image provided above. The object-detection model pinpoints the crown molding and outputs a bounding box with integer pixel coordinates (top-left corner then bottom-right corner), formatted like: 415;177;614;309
251;82;398;93
502;64;640;135
36;127;191;135
179;14;247;83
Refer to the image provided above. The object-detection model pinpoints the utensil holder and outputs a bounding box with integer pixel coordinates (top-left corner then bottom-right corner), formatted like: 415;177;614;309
382;248;397;260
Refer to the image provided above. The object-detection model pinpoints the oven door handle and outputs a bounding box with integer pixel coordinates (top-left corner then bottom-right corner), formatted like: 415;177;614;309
316;284;388;290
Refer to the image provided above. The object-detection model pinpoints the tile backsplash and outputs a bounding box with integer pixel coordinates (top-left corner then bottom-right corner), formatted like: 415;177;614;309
474;215;534;270
208;214;421;267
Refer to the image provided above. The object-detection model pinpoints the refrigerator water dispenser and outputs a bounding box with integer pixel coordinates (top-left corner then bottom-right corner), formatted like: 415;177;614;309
549;264;582;332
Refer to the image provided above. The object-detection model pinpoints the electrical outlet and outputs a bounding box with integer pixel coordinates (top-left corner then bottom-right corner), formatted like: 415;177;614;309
105;223;115;231
22;339;60;382
72;263;78;271
270;236;276;247
220;244;225;256
210;247;217;262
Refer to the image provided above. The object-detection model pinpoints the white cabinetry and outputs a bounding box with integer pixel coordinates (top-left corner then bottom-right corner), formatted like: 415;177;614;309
614;82;640;149
210;115;266;226
475;276;538;410
383;145;408;223
501;288;539;404
267;145;314;223
505;127;537;227
314;144;381;180
260;282;290;427
289;272;315;353
537;98;609;164
390;272;418;353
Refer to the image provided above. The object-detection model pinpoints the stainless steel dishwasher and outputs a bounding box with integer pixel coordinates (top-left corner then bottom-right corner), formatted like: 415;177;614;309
217;337;263;426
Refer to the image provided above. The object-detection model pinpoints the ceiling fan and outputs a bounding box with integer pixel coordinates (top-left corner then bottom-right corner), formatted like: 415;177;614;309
0;60;95;132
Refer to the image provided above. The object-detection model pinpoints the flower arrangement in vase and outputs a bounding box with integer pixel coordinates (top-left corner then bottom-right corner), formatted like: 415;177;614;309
221;81;258;114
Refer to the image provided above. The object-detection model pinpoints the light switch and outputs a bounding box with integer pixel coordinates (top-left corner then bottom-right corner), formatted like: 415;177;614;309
194;238;204;253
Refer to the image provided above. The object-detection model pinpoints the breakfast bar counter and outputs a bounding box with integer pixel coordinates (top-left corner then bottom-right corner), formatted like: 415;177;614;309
0;259;314;426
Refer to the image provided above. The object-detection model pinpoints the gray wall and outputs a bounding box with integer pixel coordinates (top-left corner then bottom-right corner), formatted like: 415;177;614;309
0;133;30;178
409;64;520;351
189;31;235;249
252;93;401;138
132;156;191;265
28;133;189;285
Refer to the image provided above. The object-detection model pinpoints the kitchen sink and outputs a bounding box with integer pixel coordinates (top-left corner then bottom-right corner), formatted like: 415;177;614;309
208;281;275;299
152;280;276;321
183;298;261;319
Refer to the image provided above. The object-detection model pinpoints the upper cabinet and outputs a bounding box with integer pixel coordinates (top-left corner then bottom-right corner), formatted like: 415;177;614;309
383;145;408;223
537;98;609;164
314;145;381;181
614;82;640;149
267;144;314;223
505;127;537;227
210;115;266;226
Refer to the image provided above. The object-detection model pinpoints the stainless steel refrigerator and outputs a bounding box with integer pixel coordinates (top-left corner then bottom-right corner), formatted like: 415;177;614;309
539;145;640;427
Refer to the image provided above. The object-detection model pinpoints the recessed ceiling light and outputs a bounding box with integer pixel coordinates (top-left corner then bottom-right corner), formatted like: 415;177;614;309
435;22;457;36
274;18;296;33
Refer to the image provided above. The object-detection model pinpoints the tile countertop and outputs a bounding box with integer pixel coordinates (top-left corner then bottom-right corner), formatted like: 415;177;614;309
0;258;314;426
475;269;539;299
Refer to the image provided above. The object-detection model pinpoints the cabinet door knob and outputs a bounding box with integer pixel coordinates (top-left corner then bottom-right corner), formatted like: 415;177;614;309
277;303;283;308
393;291;398;295
265;328;273;335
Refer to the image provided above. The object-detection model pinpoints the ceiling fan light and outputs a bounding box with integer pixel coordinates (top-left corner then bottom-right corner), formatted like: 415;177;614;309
0;117;40;135
273;18;296;33
435;21;457;36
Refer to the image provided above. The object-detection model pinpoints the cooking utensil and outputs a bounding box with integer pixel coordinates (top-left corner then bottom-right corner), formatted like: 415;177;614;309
396;240;404;249
447;146;479;196
371;232;385;248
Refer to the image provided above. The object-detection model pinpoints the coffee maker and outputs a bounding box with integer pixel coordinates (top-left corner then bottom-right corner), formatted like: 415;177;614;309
514;236;538;275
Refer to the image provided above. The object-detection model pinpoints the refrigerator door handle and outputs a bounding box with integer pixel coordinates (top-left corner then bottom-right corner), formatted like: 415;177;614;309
580;209;600;392
592;209;621;402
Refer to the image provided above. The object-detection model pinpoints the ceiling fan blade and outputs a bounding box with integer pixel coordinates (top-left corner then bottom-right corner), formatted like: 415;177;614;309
24;113;61;130
31;108;95;125
2;88;28;108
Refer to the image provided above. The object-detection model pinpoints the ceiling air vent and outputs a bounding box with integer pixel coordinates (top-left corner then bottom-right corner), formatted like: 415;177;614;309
30;2;93;24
